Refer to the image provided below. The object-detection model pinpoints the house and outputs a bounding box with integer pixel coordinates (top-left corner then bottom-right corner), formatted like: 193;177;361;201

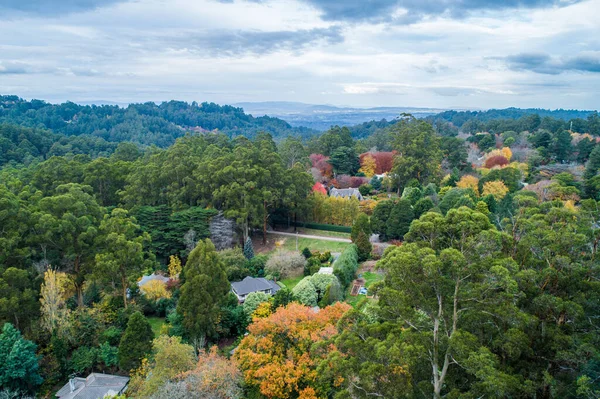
56;373;129;399
329;187;364;201
137;272;169;288
231;276;281;303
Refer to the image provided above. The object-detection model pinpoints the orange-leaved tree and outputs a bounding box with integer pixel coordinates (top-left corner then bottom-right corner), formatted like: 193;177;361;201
235;302;351;399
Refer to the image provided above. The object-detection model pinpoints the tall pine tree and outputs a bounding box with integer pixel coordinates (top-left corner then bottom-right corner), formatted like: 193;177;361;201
177;239;230;349
118;311;154;372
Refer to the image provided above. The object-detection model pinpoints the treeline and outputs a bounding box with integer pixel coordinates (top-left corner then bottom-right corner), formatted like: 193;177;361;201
0;95;316;148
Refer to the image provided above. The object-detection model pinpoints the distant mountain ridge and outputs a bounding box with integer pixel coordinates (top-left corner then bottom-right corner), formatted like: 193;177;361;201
234;101;449;130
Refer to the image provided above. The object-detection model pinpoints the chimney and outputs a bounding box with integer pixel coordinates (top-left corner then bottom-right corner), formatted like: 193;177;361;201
69;379;75;393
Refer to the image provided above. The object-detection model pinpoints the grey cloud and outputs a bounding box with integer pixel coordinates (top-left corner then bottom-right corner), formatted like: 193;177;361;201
505;52;600;74
0;61;29;74
0;0;126;16
152;26;344;56
281;0;582;22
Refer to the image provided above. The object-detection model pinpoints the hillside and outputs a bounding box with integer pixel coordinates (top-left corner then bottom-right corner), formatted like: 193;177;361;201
0;95;316;148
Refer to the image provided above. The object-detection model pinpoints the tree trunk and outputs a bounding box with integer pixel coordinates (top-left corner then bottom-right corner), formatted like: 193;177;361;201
263;201;268;245
121;271;128;309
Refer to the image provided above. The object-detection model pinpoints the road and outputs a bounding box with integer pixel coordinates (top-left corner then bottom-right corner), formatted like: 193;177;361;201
266;230;351;243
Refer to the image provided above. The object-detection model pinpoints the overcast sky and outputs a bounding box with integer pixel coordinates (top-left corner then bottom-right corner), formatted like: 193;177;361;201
0;0;599;110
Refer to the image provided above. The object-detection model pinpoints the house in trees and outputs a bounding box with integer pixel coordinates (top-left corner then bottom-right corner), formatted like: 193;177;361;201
329;187;364;201
231;276;281;303
56;373;129;399
137;272;169;288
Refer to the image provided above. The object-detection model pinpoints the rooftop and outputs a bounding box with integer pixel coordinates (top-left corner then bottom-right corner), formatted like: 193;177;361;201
56;373;129;399
231;276;281;296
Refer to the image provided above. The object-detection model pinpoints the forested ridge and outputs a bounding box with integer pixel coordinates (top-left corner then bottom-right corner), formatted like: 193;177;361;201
1;98;600;398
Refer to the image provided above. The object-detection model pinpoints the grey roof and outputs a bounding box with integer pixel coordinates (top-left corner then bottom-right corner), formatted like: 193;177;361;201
330;188;364;200
56;373;129;399
231;276;281;296
137;272;169;287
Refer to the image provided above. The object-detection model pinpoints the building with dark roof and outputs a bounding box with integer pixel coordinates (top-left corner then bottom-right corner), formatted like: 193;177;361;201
329;187;364;201
56;373;129;399
231;276;281;302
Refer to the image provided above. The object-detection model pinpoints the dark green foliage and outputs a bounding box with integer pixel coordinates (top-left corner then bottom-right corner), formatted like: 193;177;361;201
440;136;469;170
0;96;314;149
243;237;255;260
553;130;573;162
370;176;382;191
301;247;312;259
118;312;154;372
272;287;294;310
439;188;477;214
0;323;43;393
371;200;393;241
177;239;230;346
413;197;435;218
245;255;268;277
70;346;98;374
355;231;372;262
304;258;320;276
585;146;600;198
386;199;414;240
577;137;596;163
333;245;359;289
310;125;354;156
350;213;371;242
401;187;422;205
328;146;360;176
0;268;39;334
358;184;372;196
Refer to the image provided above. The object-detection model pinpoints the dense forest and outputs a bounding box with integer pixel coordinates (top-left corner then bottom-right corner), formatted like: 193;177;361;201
1;97;600;399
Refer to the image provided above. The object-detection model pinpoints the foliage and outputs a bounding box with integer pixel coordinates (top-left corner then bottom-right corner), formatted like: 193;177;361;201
370;200;393;240
386;199;414;240
141;280;172;301
242;292;270;318
0;268;39;334
168;255;182;279
390;117;442;189
306;192;360;226
118;311;154;372
484;155;509;168
265;252;306;280
350;212;371;242
358;153;377;177
235;302;351;398
333;245;359;289
177;239;230;347
482;181;510;200
0;323;43;393
456;175;480;195
129;335;196;398
328;146;360;176
243;237;254;260
354;230;372;262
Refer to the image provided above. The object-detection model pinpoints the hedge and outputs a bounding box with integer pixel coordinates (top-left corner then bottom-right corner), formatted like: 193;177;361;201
333;244;359;289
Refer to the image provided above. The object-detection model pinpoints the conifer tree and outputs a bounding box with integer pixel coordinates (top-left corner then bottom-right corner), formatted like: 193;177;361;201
355;230;372;262
351;213;372;242
177;239;230;349
118;311;154;372
386;199;414;240
243;237;254;260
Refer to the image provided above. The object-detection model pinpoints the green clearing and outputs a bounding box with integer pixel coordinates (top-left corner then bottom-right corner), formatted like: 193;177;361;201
147;316;166;338
345;271;384;308
280;275;304;290
274;235;350;253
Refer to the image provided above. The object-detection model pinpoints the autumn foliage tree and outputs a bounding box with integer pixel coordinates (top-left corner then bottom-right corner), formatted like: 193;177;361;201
482;180;509;200
235;302;351;399
456;175;480;196
484;155;509;169
358;153;377;177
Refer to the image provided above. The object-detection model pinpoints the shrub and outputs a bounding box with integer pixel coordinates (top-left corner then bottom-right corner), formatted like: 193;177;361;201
301;247;312;259
358;184;373;196
333;245;359;289
484;155;509;169
265;252;306;280
243;292;270;318
304;257;321;276
319;251;332;263
118;312;154;372
355;231;372;261
292;278;318;307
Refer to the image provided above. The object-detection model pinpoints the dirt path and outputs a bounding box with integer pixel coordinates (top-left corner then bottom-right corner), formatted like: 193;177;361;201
266;231;351;243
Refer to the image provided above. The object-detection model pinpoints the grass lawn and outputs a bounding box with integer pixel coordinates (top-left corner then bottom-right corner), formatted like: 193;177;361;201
280;275;304;290
147;316;166;338
295;228;351;239
345;270;384;308
276;236;350;253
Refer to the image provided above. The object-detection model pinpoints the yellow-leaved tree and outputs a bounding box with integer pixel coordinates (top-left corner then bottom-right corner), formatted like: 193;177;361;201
359;154;377;178
168;255;182;279
456;175;480;196
142;280;172;301
482;181;509;200
40;269;73;335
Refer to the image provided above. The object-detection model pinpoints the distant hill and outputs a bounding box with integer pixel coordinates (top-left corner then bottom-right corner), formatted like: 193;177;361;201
235;101;447;131
0;95;316;148
430;108;596;127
